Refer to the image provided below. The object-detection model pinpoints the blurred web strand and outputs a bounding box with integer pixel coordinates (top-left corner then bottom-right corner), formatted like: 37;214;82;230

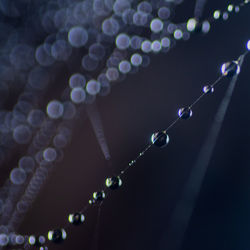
86;104;111;161
194;0;207;18
162;54;246;250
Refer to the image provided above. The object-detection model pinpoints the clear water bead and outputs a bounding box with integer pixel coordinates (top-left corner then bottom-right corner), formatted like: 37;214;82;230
203;85;214;94
151;131;169;148
68;213;85;225
221;61;240;77
92;191;105;203
178;107;193;120
48;229;66;243
105;176;122;190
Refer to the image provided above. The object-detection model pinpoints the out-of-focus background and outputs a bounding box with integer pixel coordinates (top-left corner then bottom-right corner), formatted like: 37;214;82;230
0;0;250;249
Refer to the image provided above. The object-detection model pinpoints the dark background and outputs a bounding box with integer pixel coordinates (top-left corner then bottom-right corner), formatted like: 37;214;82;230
3;0;250;250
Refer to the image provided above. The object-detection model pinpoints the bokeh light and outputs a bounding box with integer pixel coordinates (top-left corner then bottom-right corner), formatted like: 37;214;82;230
70;88;86;104
89;43;105;61
150;18;163;33
131;53;142;66
187;18;197;32
102;17;120;36
130;35;143;50
119;60;131;74
10;168;26;185
63;101;76;120
19;156;35;173
138;1;152;13
161;37;171;48
0;234;9;246
13;125;32;144
68;26;88;48
174;29;183;40
28;66;50;90
27;109;45;128
86;80;101;95
141;40;152;53
158;7;170;19
47;100;64;119
106;67;119;81
53;134;68;149
51;40;72;61
133;11;148;26
43;147;57;162
35;44;55;66
82;55;99;71
9;44;35;71
116;33;130;50
113;0;130;16
69;73;86;89
213;10;221;19
151;40;162;52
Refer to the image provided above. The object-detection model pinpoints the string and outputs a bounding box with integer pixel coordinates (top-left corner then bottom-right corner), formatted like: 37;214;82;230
160;53;247;250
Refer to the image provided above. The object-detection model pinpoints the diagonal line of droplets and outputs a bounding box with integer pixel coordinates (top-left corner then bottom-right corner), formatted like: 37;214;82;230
6;45;249;250
0;2;249;250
